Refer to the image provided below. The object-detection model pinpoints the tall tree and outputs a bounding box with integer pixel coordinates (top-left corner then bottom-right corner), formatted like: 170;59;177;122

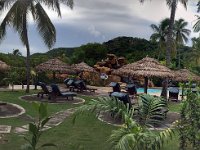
12;49;22;56
0;0;73;93
174;18;191;68
140;0;188;66
165;0;188;66
150;18;170;59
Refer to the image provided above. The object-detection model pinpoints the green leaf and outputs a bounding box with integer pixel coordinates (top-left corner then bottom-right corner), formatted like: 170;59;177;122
39;103;48;120
29;123;37;134
41;117;51;128
32;102;39;112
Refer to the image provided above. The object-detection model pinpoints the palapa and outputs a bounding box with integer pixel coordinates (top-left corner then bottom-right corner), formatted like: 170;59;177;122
35;58;76;74
173;69;200;82
73;62;97;73
112;57;173;78
112;57;174;94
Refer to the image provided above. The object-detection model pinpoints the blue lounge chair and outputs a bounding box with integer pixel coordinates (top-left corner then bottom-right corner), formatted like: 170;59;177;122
37;82;51;99
110;92;132;107
75;80;97;92
125;84;137;95
109;82;121;93
50;84;77;100
168;87;179;101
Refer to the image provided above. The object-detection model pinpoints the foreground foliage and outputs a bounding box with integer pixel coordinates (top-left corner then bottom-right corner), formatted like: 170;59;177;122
21;102;56;150
177;88;200;150
74;95;173;150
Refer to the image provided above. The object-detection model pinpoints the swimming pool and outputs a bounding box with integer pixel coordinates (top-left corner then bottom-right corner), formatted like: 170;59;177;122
137;88;182;95
137;88;162;94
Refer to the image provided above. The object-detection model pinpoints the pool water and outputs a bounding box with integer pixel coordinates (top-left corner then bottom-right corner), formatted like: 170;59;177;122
137;88;162;94
137;88;182;94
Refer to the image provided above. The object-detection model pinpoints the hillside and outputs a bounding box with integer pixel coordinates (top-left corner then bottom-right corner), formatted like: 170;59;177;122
1;36;191;67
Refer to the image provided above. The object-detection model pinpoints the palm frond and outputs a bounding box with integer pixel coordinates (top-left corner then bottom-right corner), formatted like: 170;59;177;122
34;2;56;48
38;0;73;16
137;94;168;127
73;96;133;124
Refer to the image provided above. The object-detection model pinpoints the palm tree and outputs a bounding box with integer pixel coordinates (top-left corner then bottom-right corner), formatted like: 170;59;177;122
140;0;188;100
140;0;188;66
174;18;191;68
150;18;170;59
12;49;22;56
0;0;73;93
165;0;188;66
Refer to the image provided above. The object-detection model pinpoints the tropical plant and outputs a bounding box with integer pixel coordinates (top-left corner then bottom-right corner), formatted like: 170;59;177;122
165;0;188;66
73;97;130;122
74;96;172;150
137;94;167;127
174;18;191;68
21;102;56;150
3;68;20;91
150;18;170;59
141;0;188;65
177;86;200;150
185;37;200;67
13;49;22;56
109;116;174;150
0;0;74;93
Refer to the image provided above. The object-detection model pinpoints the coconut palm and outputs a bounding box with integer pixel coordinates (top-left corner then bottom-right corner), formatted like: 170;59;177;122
186;37;200;66
150;18;170;59
0;0;73;93
12;49;22;56
174;19;191;68
141;0;188;66
165;0;188;66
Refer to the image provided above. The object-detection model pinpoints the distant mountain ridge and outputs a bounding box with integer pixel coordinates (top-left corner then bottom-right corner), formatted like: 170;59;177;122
0;36;169;67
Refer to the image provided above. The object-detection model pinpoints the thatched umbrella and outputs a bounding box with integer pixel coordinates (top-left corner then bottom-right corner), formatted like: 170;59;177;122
172;69;200;100
112;57;174;94
35;58;76;79
173;69;200;82
0;60;10;71
73;62;97;73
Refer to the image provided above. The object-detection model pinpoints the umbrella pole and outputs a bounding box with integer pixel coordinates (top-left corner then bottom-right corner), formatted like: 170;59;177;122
144;77;148;94
181;82;185;100
53;72;56;82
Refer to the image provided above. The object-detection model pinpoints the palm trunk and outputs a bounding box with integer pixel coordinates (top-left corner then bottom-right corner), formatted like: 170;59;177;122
26;45;31;93
163;0;177;100
23;16;31;93
166;0;177;66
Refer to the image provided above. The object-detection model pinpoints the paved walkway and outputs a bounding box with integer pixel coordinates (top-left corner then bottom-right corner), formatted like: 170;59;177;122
0;96;85;134
13;108;76;133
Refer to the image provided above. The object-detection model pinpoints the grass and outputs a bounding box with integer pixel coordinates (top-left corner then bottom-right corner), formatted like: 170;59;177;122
0;90;183;150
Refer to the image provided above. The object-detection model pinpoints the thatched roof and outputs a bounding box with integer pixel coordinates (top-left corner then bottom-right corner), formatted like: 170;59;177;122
112;57;174;78
173;69;200;82
0;60;10;71
35;58;76;74
73;62;97;73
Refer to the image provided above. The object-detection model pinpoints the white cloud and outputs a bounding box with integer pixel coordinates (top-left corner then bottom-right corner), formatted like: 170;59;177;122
0;0;200;54
88;25;101;37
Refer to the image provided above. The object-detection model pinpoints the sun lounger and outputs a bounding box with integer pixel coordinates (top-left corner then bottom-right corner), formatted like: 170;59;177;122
125;84;137;95
37;82;51;99
110;92;132;107
49;84;77;100
77;80;97;92
168;87;179;101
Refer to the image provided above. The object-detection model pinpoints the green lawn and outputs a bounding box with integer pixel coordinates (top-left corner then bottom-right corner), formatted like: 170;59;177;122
0;91;182;150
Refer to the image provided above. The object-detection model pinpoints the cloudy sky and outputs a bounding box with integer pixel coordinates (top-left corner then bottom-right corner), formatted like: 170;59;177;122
0;0;200;55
